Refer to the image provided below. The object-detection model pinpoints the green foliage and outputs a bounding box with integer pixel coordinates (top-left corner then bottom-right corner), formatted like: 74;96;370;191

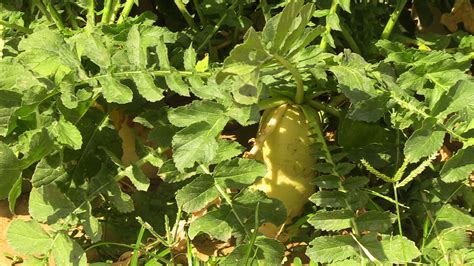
0;0;472;265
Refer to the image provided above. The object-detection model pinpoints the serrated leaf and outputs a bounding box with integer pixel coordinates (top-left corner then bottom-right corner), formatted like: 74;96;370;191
337;0;351;13
342;176;369;190
29;184;75;224
20;128;55;169
361;234;421;263
210;140;244;164
214;158;266;189
127;24;146;67
306;235;357;263
168;100;226;127
440;146;474;183
31;154;67;187
434;80;474;119
7;220;52;255
309;190;346;208
308;210;353;231
404;118;444;163
51;119;83;150
355;211;394;232
234;190;287;229
0;61;43;91
0;142;21;199
72;32;111;69
132;72;164;102
51;233;87;266
172;118;228;172
98;75;133;104
188;206;233;241
327;13;341;31
313;175;340;189
158;159;196;183
18;29;82;80
175;174;219;212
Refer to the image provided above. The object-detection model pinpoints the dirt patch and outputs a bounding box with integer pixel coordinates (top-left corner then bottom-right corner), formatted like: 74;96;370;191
0;195;30;265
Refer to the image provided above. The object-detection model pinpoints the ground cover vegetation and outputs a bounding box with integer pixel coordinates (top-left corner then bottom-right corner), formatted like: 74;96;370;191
0;0;473;265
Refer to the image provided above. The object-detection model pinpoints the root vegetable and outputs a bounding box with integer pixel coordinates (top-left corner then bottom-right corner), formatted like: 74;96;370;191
252;104;316;221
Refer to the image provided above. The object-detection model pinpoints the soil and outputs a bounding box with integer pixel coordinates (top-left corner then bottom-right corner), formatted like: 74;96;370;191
0;195;30;265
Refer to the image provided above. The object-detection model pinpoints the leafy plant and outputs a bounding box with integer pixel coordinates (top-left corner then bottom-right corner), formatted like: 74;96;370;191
0;0;472;265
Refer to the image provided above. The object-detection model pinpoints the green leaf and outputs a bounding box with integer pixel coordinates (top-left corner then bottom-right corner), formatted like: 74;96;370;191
308;210;353;231
222;236;285;265
31;153;68;187
168;100;227;127
337;0;351;13
214;158;266;189
72;32;111;69
123;164;150;191
51;119;83;150
269;0;305;52
0;142;21;199
404;118;444;163
210;140;244;164
127;25;146;68
175;174;219;213
327;13;341;31
18;29;82;80
7;220;53;254
98;75;133;104
51;233;87;266
20;128;55;169
158;159;196;183
313;175;340;189
306;235;357;263
434;80;474;119
172;118;228;172
234;190;287;229
0;61;43;91
188;206;233;241
8;176;22;214
132;72;164;102
361;234;421;263
309;191;346;208
29;184;75;224
355;211;394;232
440;146;474;183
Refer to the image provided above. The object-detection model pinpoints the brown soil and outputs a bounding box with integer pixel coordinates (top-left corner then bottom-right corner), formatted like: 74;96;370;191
0;195;30;265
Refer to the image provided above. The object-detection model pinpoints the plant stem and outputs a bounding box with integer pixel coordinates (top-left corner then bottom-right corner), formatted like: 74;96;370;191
102;0;114;24
34;0;52;22
381;0;408;40
117;0;135;24
197;0;240;52
272;54;304;104
110;0;122;23
44;1;65;30
65;3;79;30
193;0;207;26
86;0;95;27
258;96;291;111
175;0;199;31
393;183;407;262
307;99;341;118
0;19;32;34
320;0;338;51
339;21;361;54
131;224;146;266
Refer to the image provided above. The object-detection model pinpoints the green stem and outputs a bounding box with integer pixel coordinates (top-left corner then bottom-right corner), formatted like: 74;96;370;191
65;3;79;30
86;0;95;27
33;0;52;22
131;224;146;266
320;0;338;51
340;21;361;54
175;0;199;31
117;0;135;24
110;0;122;23
0;19;32;34
307;99;341;118
44;1;65;30
393;183;407;263
193;0;207;26
102;0;114;24
197;0;240;52
258;97;291;111
381;0;408;40
272;54;304;104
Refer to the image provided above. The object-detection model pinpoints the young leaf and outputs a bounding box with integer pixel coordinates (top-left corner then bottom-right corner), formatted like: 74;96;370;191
0;142;21;199
175;174;219;213
7;220;53;254
20;128;55;168
168;100;227;128
123;164;150;191
210;140;244;164
309;191;346;208
31;153;68;187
